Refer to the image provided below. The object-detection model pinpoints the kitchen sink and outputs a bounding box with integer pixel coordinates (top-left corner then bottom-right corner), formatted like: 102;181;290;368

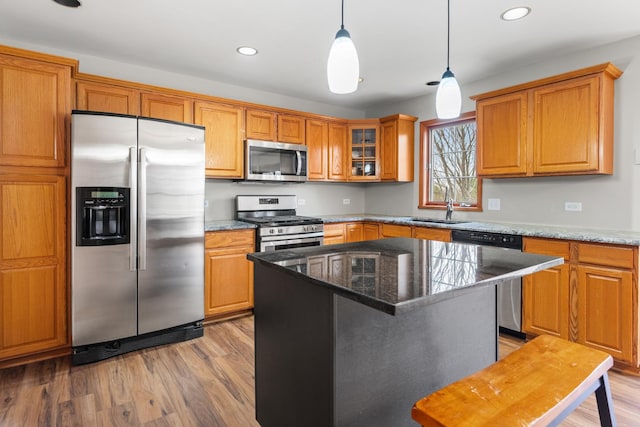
410;217;470;225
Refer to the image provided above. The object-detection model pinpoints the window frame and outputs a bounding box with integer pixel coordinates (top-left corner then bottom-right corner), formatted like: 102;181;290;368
418;111;482;211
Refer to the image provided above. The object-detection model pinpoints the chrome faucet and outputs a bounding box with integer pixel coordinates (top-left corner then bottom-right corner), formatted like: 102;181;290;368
445;188;454;222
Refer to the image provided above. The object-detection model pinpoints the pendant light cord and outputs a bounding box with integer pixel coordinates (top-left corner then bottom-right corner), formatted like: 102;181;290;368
446;0;450;70
341;0;345;30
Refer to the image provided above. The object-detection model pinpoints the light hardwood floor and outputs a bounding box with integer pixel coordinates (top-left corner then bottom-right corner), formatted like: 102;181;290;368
1;316;639;426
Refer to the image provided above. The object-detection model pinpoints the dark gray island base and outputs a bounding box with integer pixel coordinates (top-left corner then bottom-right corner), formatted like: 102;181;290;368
247;238;563;427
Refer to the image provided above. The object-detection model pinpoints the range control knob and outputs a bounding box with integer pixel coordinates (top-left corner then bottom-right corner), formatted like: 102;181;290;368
269;229;275;234
277;228;283;234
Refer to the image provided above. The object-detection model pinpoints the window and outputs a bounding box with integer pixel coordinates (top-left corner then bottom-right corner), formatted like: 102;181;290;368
419;111;482;210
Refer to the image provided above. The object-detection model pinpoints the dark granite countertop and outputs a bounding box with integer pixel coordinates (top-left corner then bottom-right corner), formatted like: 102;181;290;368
247;237;563;315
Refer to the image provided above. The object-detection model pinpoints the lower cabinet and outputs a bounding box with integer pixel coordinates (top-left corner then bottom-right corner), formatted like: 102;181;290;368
380;223;412;238
323;223;346;245
412;227;452;242
0;174;68;364
363;223;380;240
523;237;638;370
204;229;255;318
345;223;364;242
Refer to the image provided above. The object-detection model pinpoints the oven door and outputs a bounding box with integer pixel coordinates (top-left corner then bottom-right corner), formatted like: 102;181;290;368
259;233;324;252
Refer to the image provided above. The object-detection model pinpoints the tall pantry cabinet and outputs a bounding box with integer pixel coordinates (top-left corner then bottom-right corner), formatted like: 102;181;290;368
0;47;74;366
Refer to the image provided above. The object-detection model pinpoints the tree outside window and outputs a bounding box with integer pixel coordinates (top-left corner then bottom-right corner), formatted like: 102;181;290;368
419;111;482;210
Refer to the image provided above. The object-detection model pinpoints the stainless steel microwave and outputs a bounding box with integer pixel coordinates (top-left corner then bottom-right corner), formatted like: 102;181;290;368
245;139;308;182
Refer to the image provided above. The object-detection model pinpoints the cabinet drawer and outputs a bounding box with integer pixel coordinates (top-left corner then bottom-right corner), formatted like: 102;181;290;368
577;243;635;269
323;223;346;237
523;237;571;260
205;229;255;249
412;227;451;242
380;223;412;238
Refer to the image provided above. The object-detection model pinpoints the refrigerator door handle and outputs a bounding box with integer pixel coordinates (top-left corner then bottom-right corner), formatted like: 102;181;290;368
138;147;147;271
129;146;138;272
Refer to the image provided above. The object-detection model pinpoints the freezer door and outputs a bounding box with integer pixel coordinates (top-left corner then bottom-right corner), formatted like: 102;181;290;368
71;112;138;346
137;118;205;334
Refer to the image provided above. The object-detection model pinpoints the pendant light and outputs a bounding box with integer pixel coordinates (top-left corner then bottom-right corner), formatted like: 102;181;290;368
436;0;461;119
327;0;360;94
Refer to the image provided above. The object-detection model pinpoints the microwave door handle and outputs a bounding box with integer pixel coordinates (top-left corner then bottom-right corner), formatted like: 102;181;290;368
129;147;138;272
296;150;302;175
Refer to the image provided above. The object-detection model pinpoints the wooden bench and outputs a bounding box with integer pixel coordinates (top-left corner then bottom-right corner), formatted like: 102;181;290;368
412;334;616;426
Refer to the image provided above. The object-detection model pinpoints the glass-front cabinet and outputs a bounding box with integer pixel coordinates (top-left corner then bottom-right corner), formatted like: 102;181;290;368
349;120;379;180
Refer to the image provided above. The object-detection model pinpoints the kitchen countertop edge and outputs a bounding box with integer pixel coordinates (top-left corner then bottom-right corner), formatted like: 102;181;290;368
205;220;256;232
320;214;640;246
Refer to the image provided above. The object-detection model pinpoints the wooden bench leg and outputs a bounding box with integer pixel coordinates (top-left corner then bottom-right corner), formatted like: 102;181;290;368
595;373;617;427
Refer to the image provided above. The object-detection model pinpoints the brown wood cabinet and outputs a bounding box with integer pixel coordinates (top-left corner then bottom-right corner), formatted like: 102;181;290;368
348;120;380;181
195;101;245;178
380;114;417;182
328;122;348;181
307;119;329;180
204;230;255;318
412;227;451;242
0;174;68;362
523;237;638;371
323;223;345;245
1;54;71;168
363;223;380;240
380;223;412;238
473;63;622;178
141;92;194;123
76;80;140;115
345;223;364;242
245;110;305;144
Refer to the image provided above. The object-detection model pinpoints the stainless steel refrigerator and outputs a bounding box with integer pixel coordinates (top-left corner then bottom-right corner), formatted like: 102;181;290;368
71;111;205;364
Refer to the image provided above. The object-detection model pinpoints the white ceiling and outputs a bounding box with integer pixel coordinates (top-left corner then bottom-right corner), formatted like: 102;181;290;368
1;0;640;111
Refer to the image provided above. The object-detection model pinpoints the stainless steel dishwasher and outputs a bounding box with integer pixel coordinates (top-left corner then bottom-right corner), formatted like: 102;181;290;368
451;229;524;337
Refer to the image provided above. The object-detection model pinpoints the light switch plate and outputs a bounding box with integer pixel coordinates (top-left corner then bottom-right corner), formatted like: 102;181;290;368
487;198;501;211
565;202;582;212
298;198;306;206
343;199;351;205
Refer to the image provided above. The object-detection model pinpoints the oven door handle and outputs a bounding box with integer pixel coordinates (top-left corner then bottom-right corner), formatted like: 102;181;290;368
260;236;324;252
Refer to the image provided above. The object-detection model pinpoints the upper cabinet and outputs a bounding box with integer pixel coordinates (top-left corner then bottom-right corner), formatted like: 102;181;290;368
348;120;380;181
195;101;245;179
380;114;417;182
141;92;194;123
0;53;72;168
76;81;140;116
328;122;348;181
472;63;622;178
246;109;305;144
307;119;329;180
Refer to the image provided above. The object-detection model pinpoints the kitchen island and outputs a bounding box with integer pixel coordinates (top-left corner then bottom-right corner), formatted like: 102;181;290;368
247;238;562;427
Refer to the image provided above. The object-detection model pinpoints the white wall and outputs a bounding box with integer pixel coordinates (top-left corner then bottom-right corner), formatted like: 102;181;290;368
365;35;640;231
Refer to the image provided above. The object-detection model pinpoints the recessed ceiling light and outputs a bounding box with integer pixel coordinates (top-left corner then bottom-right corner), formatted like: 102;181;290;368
501;6;531;21
53;0;81;7
237;46;258;56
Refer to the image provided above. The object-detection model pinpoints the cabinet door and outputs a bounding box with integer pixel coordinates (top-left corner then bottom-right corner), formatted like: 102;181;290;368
204;230;254;317
246;109;276;141
0;55;71;168
348;123;379;181
328;122;348;181
195;101;244;178
76;81;140;115
522;265;570;339
141;92;193;123
363;223;380;240
380;120;397;181
380;223;411;238
412;227;451;242
577;265;633;363
306;119;328;180
476;92;527;177
278;114;305;144
532;75;601;174
345;223;364;242
323;223;345;245
0;175;67;360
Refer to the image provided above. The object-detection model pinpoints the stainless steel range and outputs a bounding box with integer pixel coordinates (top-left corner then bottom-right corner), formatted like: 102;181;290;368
236;195;324;252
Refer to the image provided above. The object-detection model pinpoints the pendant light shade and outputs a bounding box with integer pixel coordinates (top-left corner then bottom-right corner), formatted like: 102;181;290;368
436;0;461;119
327;0;359;94
436;68;461;119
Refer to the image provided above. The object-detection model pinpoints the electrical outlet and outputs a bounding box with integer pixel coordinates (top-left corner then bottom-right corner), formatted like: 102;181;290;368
298;198;306;206
487;198;501;211
564;202;582;212
343;198;351;205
